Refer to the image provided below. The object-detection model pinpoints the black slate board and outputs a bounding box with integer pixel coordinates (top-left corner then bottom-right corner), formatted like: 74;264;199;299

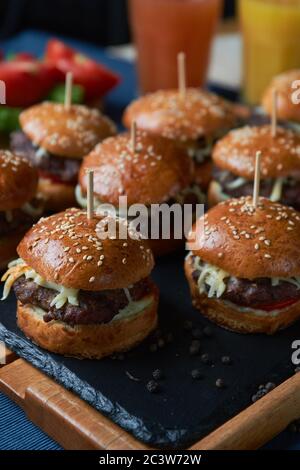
0;250;299;449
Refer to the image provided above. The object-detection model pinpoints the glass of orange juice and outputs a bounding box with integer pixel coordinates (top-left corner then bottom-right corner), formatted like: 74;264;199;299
239;0;300;104
128;0;223;94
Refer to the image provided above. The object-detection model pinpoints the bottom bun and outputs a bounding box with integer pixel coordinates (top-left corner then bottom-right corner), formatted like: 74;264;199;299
0;231;27;272
17;295;158;359
194;160;212;191
185;259;300;334
38;177;76;212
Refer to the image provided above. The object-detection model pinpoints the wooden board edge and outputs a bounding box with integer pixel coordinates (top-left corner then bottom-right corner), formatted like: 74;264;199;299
1;358;300;450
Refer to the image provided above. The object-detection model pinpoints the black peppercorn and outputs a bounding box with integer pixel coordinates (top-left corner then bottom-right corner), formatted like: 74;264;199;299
146;380;160;393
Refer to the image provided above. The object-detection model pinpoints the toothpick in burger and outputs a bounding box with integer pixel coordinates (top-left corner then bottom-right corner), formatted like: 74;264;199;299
185;196;300;334
209;125;300;211
123;88;238;193
11;102;116;211
0;150;42;270
76;128;199;256
2;208;158;358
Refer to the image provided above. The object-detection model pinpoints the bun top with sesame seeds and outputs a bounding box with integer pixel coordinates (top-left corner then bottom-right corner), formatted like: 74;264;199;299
79;129;194;206
0;150;38;211
212;125;300;179
262;69;300;123
20;102;117;159
17;208;154;291
123;89;237;142
187;196;300;279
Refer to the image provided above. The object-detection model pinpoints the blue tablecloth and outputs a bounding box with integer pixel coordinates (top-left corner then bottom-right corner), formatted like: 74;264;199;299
0;30;299;451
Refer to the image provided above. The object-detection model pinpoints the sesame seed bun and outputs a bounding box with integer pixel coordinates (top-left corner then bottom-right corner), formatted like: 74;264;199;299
38;177;76;212
17;293;158;358
262;70;300;123
20;102;116;159
187;196;300;279
185;259;300;334
123;89;237;142
212;125;300;179
0;151;38;211
17;208;155;291
79;130;194;206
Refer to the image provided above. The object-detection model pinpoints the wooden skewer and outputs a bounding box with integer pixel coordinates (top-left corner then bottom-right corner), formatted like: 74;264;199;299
64;72;73;111
177;52;186;98
253;151;262;208
131;120;137;153
87;169;94;221
271;89;278;138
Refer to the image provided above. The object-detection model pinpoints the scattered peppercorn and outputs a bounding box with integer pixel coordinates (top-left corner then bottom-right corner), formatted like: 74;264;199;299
203;326;213;337
189;340;201;356
191;369;203;380
201;353;211;365
251;382;276;403
221;355;232;365
146;380;160;393
216;378;226;389
152;369;164;380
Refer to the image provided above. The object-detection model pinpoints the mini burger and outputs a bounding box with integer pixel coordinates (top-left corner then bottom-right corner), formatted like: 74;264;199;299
209;125;300;211
262;70;300;123
123;89;238;192
2;208;158;358
76;129;198;256
11;102;116;211
185;196;300;334
0;150;42;270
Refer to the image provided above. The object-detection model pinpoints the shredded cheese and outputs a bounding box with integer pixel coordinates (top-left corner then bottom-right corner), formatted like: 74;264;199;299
270;177;285;202
226;177;247;190
191;255;300;303
22;201;44;218
1;258;79;308
1;258;153;321
75;184;100;210
193;256;229;298
175;185;206;204
217;176;286;203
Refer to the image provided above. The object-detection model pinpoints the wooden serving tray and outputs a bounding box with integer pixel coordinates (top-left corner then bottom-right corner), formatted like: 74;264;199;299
1;350;300;450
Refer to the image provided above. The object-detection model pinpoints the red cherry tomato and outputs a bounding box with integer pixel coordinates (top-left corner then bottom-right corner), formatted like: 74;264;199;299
45;39;120;100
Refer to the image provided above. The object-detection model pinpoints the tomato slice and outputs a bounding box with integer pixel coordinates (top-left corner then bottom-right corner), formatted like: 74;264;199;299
45;39;120;100
0;60;61;107
254;298;299;312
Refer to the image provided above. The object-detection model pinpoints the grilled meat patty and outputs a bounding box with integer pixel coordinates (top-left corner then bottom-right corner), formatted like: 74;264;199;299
13;275;154;326
11;131;80;184
192;267;300;308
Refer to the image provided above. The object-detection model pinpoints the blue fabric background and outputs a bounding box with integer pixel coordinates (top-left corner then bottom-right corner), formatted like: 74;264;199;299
0;30;299;450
